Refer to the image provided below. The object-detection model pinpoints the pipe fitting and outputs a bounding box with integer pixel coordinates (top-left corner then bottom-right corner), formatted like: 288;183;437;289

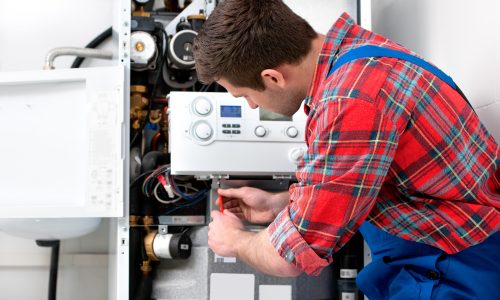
44;47;113;70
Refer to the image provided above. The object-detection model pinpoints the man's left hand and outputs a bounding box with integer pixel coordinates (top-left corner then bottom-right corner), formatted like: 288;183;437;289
208;210;248;257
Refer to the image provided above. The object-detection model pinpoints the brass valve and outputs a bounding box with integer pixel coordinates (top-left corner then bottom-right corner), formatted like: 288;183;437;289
149;109;162;124
142;215;155;233
140;259;153;273
132;5;151;17
130;85;149;129
129;215;140;226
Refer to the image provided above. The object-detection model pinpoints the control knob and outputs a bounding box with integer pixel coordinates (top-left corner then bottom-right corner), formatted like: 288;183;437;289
286;126;299;138
289;147;306;164
254;126;267;137
193;122;213;140
193;97;212;116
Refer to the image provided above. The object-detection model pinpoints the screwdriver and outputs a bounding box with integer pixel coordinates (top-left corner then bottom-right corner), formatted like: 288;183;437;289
217;195;224;213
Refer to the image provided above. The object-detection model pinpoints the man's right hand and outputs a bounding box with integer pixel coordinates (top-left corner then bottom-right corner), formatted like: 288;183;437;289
217;187;289;224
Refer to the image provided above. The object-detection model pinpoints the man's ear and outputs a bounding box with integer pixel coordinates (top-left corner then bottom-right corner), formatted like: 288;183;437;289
261;69;286;89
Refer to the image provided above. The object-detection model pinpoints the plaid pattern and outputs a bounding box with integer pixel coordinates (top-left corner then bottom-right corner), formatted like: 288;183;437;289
268;12;500;275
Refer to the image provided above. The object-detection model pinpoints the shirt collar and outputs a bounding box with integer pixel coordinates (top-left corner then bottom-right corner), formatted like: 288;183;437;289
304;12;356;110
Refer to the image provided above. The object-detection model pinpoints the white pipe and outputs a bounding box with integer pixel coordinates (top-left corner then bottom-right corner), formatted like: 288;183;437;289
43;47;113;70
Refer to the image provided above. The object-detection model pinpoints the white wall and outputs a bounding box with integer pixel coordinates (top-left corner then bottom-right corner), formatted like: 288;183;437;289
284;0;358;34
371;0;500;141
0;0;116;71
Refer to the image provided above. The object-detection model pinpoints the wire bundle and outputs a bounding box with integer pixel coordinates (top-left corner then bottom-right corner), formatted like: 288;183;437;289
142;164;208;205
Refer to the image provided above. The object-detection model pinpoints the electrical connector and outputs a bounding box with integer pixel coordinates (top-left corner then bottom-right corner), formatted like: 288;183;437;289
157;175;175;198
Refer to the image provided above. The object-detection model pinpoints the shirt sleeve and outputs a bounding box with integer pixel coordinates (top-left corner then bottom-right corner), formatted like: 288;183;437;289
268;98;400;275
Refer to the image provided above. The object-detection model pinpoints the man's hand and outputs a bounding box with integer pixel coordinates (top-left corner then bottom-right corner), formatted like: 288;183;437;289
208;210;247;257
217;187;289;224
208;209;302;277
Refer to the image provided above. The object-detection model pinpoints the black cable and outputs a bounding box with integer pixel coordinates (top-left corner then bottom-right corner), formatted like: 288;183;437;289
147;27;169;114
200;82;213;92
130;170;154;188
130;129;142;148
129;227;143;300
36;240;60;300
71;27;113;68
181;227;192;235
134;271;155;300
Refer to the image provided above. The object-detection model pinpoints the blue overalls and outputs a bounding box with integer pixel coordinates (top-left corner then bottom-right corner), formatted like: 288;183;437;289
328;46;500;299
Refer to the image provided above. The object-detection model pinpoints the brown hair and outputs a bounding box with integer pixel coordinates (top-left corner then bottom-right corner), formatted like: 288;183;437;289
193;0;317;90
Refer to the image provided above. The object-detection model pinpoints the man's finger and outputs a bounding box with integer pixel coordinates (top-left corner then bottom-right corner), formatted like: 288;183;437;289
227;206;242;213
224;199;240;208
224;209;241;220
211;210;221;219
217;187;245;199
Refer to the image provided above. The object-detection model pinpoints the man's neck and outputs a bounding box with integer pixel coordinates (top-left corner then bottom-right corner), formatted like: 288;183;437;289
301;33;326;96
274;33;326;106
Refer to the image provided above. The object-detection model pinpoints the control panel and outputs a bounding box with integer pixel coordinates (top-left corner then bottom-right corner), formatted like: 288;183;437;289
168;92;307;178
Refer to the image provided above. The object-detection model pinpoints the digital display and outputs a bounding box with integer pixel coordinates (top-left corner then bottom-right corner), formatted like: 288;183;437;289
220;105;241;118
259;108;292;121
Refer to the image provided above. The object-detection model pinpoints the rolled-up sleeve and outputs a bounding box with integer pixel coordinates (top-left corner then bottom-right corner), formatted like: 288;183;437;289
268;98;399;275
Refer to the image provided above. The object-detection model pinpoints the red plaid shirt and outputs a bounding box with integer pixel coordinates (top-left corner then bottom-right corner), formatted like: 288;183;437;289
268;13;500;275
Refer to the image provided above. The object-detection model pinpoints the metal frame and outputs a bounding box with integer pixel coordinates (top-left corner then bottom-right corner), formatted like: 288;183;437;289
110;0;131;299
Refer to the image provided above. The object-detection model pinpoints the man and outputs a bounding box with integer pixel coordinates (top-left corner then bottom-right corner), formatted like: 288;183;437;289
193;0;500;299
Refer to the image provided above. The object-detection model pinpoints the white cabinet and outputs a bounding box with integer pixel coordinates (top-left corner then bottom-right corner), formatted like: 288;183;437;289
0;1;131;299
0;66;126;218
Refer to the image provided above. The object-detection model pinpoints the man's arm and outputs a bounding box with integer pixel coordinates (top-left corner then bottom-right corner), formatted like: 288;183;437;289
236;229;302;277
267;99;400;274
208;210;301;277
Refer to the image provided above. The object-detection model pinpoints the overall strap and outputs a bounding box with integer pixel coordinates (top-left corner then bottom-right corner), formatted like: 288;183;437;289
328;45;472;108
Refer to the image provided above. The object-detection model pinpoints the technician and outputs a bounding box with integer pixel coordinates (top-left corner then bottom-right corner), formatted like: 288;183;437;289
193;0;500;299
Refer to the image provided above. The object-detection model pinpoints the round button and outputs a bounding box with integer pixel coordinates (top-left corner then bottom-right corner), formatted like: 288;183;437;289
289;147;305;164
193;122;213;140
286;126;299;138
284;251;295;263
193;97;212;116
254;126;267;137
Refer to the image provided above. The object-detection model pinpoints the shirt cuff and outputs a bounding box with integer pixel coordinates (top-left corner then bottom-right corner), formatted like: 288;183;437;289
268;208;331;275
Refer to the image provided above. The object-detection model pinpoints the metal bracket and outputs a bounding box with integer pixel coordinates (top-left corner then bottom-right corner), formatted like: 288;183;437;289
158;225;169;235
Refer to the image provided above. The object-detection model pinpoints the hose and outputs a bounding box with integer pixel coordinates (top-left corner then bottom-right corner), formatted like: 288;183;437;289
129;228;144;299
71;27;113;68
36;240;60;300
134;269;155;300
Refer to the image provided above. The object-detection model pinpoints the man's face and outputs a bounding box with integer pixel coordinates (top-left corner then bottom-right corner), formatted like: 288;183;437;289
217;78;303;117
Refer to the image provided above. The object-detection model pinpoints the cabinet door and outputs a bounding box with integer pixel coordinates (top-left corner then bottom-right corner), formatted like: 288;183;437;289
0;66;125;217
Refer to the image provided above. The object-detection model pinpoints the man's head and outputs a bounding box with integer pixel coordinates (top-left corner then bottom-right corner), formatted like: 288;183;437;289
193;0;317;95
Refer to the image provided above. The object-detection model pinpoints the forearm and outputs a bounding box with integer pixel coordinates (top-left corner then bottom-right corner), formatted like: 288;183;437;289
235;228;301;277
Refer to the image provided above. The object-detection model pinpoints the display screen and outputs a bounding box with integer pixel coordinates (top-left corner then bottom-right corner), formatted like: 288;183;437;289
259;108;292;121
220;105;242;118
